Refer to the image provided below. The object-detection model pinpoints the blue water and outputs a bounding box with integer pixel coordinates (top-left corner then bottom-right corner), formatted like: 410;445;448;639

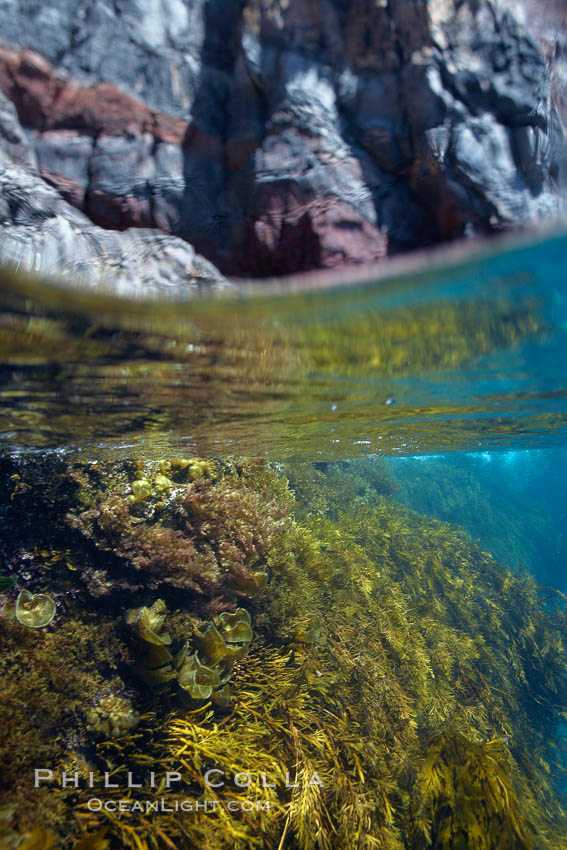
391;448;567;593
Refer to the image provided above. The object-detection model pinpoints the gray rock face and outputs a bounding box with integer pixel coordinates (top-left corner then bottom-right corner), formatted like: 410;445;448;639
0;0;564;285
0;94;228;296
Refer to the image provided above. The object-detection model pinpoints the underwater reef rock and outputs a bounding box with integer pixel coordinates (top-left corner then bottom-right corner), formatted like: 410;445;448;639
0;0;564;285
65;458;290;603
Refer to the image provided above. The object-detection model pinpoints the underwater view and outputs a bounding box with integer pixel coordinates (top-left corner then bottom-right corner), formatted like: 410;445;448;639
1;228;567;849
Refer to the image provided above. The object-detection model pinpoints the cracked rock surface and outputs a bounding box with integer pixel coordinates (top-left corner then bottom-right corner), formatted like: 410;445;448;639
0;0;564;289
0;91;227;296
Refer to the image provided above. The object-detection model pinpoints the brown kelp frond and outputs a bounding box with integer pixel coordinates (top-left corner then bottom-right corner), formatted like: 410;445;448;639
411;732;537;850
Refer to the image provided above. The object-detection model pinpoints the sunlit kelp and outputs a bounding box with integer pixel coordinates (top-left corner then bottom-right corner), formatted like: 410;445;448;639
392;454;567;590
1;455;566;848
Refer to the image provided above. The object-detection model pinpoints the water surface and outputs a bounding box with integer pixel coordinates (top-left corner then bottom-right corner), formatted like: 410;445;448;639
1;228;566;460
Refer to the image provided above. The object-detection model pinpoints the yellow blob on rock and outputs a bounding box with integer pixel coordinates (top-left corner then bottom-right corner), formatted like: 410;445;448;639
131;478;151;500
154;474;172;492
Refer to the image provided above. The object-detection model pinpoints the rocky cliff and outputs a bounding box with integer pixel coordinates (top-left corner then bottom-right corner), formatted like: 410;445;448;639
0;0;564;290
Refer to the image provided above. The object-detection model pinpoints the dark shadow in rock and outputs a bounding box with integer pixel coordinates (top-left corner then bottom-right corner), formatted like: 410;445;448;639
179;0;247;276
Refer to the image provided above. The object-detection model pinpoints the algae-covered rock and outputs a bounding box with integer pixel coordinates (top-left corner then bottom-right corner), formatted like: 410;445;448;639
0;606;130;833
67;457;286;599
15;589;55;628
86;694;140;739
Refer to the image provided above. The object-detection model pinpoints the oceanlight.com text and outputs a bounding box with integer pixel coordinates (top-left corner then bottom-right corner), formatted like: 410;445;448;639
86;798;272;814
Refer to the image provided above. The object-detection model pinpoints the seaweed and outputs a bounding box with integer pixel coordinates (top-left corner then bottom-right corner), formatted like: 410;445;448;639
1;454;566;848
0;608;131;832
15;589;56;628
411;732;535;850
65;457;291;605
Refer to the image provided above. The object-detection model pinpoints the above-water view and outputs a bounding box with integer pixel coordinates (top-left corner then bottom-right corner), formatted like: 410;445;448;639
1;229;567;849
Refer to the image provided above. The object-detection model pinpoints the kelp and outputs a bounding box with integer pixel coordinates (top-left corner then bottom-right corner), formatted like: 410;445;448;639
1;455;566;848
392;454;567;589
286;458;397;521
411;732;535;850
0;608;131;830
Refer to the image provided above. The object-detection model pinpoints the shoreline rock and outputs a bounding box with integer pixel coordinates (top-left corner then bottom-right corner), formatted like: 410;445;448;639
0;0;564;289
